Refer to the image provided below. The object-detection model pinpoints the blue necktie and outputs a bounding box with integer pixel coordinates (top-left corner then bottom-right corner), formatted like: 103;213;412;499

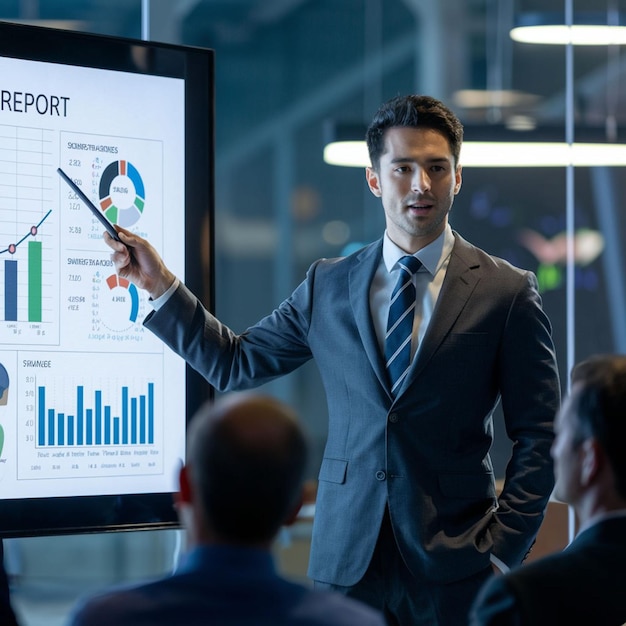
385;255;422;395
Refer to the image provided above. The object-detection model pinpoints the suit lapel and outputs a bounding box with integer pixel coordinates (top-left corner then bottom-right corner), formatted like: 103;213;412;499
348;240;390;395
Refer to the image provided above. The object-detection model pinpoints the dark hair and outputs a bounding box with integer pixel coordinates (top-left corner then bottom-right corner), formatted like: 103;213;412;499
365;94;464;170
570;354;626;498
187;394;308;544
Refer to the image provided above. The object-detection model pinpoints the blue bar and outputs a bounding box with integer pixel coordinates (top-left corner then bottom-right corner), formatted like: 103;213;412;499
77;386;84;445
131;397;137;444
113;417;120;445
122;387;129;445
48;408;55;446
95;390;102;445
104;406;111;445
139;395;146;444
58;413;65;445
86;408;93;445
148;383;154;444
5;260;17;321
68;415;74;446
38;387;45;446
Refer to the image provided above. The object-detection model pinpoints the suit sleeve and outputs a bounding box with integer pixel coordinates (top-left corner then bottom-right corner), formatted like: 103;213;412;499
490;271;560;567
144;267;316;392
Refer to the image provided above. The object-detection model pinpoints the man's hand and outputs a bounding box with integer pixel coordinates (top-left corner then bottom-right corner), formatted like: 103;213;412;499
104;226;176;299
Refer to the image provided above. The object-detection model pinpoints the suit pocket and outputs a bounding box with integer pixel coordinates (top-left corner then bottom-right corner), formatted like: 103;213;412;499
318;458;348;484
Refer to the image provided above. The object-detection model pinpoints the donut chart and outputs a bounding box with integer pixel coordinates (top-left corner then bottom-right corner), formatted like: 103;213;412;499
104;274;140;328
99;160;145;227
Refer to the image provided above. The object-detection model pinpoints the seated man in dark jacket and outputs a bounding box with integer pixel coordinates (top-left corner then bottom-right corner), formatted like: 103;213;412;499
470;354;626;626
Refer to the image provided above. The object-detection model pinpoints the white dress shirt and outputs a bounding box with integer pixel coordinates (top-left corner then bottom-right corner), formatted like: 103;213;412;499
369;224;455;361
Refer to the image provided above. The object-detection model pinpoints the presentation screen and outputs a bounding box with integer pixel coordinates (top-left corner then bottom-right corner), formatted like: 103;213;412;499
0;21;214;536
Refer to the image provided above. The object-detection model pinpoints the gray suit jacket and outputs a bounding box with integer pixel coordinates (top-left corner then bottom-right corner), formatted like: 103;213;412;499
145;232;560;586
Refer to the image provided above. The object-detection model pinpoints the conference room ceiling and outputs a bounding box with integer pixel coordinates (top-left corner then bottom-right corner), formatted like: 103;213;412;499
1;0;624;134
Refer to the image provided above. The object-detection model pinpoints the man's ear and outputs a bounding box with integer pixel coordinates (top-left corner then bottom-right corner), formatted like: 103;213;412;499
175;464;193;506
283;492;305;528
366;166;382;197
580;438;602;486
454;165;463;195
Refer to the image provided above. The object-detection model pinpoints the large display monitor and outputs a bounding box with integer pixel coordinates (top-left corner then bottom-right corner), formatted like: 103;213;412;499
0;21;214;536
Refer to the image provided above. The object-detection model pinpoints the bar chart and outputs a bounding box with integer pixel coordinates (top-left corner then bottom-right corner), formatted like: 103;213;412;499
0;124;59;345
37;381;155;447
2;213;50;323
16;351;171;487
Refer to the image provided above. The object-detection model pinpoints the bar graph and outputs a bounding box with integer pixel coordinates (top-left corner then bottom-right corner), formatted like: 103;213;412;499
0;124;59;344
2;216;48;323
16;352;172;485
37;381;155;448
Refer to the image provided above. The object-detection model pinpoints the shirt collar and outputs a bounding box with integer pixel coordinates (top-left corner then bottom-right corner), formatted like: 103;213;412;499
577;508;626;536
178;545;277;576
383;224;454;276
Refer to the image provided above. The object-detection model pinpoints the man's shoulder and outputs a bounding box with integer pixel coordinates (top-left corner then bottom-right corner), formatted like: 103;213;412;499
477;546;585;612
291;588;385;625
470;557;563;626
452;231;529;277
312;239;381;272
471;541;626;626
67;579;165;626
68;571;385;626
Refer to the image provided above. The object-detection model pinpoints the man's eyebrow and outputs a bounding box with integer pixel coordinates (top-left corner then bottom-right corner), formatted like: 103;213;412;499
388;156;450;164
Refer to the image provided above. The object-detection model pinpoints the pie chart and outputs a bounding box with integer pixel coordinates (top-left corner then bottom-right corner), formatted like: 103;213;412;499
99;160;145;227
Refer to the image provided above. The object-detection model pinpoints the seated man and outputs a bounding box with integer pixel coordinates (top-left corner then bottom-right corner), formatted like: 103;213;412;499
469;354;626;626
68;393;385;626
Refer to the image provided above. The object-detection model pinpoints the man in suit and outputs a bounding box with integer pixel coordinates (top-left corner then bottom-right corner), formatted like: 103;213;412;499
68;393;385;626
470;354;626;625
104;94;560;625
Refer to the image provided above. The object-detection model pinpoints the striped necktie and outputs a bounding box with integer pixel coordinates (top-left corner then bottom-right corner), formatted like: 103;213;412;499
385;255;422;395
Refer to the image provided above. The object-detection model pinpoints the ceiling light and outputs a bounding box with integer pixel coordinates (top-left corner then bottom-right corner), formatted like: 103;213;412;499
461;142;626;167
323;123;626;168
505;115;537;131
323;141;369;167
452;89;539;109
510;12;626;45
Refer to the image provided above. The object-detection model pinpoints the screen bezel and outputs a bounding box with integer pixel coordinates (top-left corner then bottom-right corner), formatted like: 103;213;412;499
0;20;214;537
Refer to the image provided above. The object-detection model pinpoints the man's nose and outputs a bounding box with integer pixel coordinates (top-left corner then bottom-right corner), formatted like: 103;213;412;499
412;168;430;193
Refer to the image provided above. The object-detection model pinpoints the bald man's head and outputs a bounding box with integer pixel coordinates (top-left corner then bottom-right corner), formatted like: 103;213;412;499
185;393;309;544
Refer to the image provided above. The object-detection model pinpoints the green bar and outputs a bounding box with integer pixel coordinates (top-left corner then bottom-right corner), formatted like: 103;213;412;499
28;240;42;322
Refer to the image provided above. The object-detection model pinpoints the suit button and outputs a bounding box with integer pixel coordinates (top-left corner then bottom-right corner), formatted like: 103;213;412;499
375;470;386;481
389;412;398;423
